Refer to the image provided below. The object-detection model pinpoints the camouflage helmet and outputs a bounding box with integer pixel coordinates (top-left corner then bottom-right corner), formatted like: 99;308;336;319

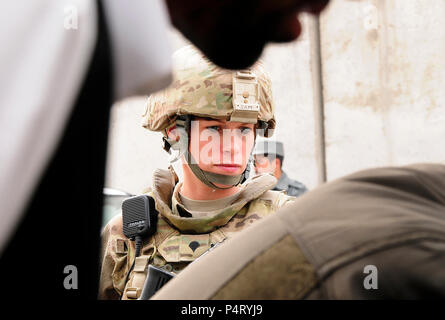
142;45;276;137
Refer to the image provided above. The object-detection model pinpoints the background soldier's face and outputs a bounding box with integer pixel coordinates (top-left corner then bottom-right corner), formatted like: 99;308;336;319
254;154;277;175
188;118;255;176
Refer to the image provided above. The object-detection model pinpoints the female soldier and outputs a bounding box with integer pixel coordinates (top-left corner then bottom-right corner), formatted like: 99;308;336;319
99;46;295;300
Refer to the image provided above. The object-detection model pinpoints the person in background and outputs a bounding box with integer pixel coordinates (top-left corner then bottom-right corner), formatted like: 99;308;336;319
253;140;308;197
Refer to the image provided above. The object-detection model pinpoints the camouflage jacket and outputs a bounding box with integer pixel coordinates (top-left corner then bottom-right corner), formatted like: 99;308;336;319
99;168;295;300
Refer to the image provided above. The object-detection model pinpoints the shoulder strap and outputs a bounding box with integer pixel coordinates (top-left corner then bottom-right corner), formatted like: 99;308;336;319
122;255;151;300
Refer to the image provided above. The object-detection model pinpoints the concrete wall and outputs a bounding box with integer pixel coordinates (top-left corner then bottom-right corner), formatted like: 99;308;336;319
105;0;445;194
321;0;445;180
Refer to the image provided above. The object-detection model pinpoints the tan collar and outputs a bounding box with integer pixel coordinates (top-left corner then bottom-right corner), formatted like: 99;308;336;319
151;167;277;233
178;188;241;217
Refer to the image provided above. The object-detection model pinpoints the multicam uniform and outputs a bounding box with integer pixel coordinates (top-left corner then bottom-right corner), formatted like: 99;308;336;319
98;46;296;300
99;168;294;299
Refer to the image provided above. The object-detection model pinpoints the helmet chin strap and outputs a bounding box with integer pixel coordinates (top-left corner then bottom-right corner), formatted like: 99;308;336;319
166;116;248;190
185;150;245;190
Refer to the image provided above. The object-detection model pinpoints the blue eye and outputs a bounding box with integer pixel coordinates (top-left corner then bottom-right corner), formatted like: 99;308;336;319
240;127;252;135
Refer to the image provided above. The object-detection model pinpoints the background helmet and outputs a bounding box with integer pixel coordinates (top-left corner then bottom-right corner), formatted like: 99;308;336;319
253;140;285;158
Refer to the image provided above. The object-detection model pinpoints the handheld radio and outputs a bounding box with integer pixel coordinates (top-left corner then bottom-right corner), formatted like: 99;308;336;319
122;195;158;241
121;195;158;299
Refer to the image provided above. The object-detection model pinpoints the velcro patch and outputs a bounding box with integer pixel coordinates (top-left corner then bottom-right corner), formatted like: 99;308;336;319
115;239;128;254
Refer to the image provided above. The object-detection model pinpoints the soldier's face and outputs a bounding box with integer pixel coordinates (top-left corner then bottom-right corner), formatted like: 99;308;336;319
254;155;277;175
188;118;255;176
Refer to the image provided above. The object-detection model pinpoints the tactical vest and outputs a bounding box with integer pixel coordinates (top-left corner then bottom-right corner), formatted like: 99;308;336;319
99;168;295;300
